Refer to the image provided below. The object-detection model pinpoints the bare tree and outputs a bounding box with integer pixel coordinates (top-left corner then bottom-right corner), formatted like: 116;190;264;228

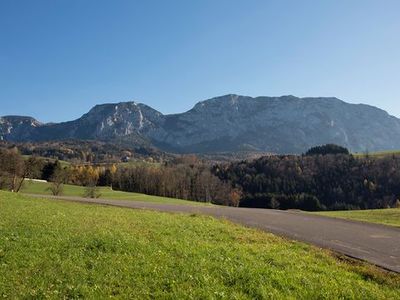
48;167;67;196
0;149;40;192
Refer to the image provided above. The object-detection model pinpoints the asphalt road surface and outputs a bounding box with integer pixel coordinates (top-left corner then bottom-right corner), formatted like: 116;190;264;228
28;194;400;273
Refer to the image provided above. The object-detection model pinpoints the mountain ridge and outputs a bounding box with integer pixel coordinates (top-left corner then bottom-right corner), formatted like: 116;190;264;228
2;94;400;154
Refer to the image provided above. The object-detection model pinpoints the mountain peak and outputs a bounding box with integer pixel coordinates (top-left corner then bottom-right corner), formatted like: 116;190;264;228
0;115;42;126
192;94;249;110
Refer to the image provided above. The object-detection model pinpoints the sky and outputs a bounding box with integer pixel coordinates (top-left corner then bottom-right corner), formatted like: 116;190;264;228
0;0;399;122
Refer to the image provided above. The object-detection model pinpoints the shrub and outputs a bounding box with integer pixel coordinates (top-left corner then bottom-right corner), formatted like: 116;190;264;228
48;182;64;196
394;199;400;209
84;185;102;199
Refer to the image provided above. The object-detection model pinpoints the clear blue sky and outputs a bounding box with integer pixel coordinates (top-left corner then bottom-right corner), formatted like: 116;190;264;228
1;0;399;122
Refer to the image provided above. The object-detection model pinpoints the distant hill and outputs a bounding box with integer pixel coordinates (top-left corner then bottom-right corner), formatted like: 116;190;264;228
2;94;400;154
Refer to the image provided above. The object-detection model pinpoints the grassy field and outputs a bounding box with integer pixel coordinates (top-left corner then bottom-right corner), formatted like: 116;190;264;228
353;150;400;158
20;180;204;206
117;160;162;168
315;208;400;227
0;192;399;299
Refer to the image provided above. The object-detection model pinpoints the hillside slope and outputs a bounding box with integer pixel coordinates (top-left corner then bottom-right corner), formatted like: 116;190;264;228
1;192;399;298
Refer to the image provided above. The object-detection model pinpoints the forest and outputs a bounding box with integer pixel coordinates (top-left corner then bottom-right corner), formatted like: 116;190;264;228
213;145;400;210
1;144;400;211
0;148;240;206
0;140;169;164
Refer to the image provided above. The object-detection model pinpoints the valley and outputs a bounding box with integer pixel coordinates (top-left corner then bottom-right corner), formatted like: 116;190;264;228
2;2;399;298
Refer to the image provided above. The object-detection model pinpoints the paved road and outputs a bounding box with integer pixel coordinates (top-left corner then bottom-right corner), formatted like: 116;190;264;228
28;194;400;273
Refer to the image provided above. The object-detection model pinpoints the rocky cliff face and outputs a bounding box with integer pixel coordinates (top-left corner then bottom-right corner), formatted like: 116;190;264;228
1;102;162;146
0;116;42;141
2;95;400;154
149;94;400;153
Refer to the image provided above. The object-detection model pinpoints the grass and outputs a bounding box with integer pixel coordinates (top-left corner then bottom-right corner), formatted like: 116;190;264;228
0;191;399;299
117;160;162;168
314;208;400;227
20;180;205;206
353;150;400;158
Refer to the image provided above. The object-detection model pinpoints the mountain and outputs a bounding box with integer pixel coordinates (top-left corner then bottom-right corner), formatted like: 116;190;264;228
0;116;42;141
1;102;162;146
2;94;400;154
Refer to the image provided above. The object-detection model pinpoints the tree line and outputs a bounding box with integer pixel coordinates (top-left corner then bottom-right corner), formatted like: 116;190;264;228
0;149;240;205
2;144;400;211
0;148;107;197
111;163;241;206
212;146;400;210
0;140;169;164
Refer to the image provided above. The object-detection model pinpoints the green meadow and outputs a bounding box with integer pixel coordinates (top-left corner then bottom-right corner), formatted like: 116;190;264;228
0;191;399;299
21;180;204;205
315;208;400;227
353;150;400;158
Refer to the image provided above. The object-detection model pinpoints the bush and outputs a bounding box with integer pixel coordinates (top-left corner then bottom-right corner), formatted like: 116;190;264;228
48;166;67;196
394;199;400;208
48;182;64;196
84;185;102;199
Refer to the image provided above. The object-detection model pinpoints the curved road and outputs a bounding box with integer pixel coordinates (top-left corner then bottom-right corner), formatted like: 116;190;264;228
29;194;400;273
